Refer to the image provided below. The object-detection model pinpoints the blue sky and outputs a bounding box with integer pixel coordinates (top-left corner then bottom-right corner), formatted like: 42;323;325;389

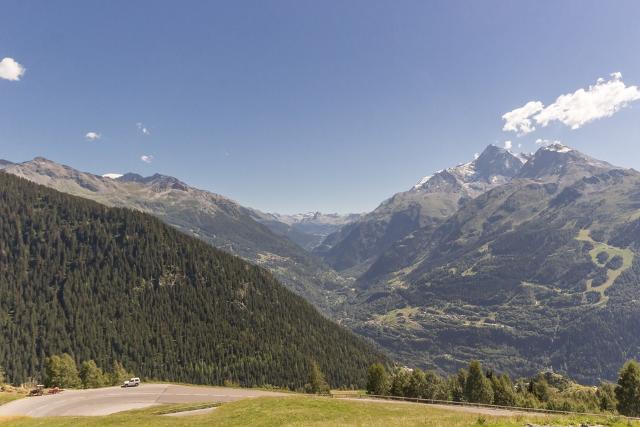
2;1;640;213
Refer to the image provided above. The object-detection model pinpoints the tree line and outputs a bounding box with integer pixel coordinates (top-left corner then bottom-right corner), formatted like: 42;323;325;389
367;359;640;417
44;353;133;389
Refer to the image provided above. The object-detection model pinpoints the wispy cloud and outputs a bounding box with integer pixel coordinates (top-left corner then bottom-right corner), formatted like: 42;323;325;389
504;140;512;150
0;57;25;81
85;131;101;141
503;72;640;135
136;122;150;135
140;154;153;163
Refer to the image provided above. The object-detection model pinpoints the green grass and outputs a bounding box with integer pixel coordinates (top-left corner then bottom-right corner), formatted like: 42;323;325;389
3;396;640;427
576;229;634;304
0;392;24;406
374;307;422;330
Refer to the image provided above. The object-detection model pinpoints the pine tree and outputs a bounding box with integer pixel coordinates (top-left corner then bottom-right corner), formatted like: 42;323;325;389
616;360;640;416
79;360;107;389
109;361;133;386
406;368;426;398
389;368;410;397
463;360;493;404
45;354;81;388
491;374;516;406
366;363;388;395
306;360;329;394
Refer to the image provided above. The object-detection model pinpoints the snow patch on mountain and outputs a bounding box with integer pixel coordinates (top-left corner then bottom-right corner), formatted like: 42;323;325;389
102;173;123;179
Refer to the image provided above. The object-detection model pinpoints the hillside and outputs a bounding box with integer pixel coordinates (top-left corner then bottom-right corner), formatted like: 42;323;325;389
349;143;640;383
2;158;350;315
0;173;387;387
315;145;524;275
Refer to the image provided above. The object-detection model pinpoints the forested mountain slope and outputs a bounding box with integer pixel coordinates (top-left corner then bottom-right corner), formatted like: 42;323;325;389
349;143;640;384
3;158;350;315
0;173;386;387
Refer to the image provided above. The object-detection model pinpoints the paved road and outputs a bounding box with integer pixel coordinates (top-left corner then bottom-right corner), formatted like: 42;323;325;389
0;383;286;417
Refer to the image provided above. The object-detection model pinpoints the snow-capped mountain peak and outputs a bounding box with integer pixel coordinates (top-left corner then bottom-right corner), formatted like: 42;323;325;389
412;144;523;193
102;173;123;179
542;142;573;153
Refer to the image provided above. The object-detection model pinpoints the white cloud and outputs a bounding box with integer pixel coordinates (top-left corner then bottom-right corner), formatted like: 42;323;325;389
473;152;479;159
535;73;640;130
0;57;25;81
502;101;544;135
136;122;150;135
504;140;512;150
140;154;153;163
503;73;640;135
85;131;101;141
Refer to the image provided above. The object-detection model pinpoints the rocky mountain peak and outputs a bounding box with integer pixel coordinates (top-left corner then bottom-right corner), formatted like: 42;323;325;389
473;144;524;181
517;143;613;180
413;144;523;192
118;172;189;192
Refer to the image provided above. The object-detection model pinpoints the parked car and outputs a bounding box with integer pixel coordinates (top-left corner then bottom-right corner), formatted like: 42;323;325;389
121;377;141;387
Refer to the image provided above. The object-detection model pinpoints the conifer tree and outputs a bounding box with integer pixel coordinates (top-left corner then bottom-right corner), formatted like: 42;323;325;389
616;360;640;416
79;360;107;389
306;360;330;394
463;360;493;404
366;363;388;395
45;354;81;388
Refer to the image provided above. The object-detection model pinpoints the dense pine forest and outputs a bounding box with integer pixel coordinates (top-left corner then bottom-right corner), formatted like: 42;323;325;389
0;173;387;388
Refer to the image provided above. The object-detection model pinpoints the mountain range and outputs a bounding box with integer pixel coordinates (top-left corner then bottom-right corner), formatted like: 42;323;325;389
5;142;640;384
314;145;525;275
343;143;640;383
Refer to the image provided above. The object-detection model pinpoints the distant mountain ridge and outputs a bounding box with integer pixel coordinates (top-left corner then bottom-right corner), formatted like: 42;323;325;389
250;210;362;251
2;157;351;315
314;145;525;275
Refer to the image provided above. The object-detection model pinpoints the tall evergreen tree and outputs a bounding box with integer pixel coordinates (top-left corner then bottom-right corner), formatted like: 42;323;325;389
491;374;516;406
45;354;81;388
616;360;640;416
306;360;330;394
79;360;107;389
366;363;388;395
463;360;493;404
